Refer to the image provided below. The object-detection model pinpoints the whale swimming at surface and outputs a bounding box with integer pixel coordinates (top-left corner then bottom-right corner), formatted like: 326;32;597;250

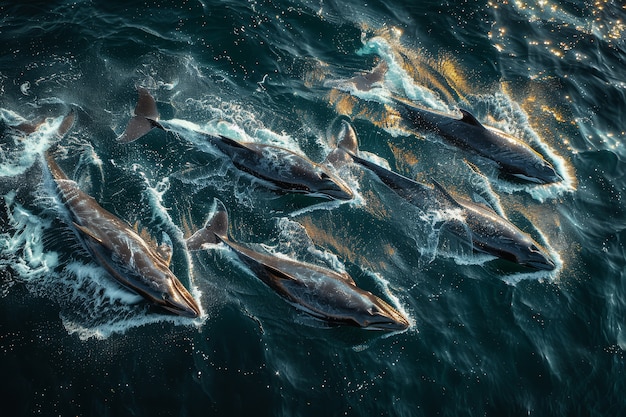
186;199;410;331
44;128;201;318
338;61;562;185
16;78;557;331
118;88;354;201
327;118;556;271
389;96;562;185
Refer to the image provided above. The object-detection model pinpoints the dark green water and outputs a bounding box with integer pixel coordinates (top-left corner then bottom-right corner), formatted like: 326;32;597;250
1;1;625;416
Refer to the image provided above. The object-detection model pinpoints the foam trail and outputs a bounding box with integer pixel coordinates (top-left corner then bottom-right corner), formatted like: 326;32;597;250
1;191;59;280
273;216;347;273
0;112;66;177
131;164;206;318
365;269;415;334
354;36;450;112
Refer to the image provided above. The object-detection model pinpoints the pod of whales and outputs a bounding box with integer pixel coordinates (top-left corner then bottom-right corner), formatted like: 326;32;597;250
327;118;555;271
10;72;561;328
186;199;409;330
44;130;200;318
118;88;353;201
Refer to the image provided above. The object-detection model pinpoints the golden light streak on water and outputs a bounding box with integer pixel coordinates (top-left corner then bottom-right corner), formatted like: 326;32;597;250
327;90;357;116
369;26;483;105
298;217;360;266
387;142;420;174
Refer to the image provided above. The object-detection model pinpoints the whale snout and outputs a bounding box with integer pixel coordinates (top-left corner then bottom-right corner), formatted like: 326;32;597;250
361;299;410;331
158;278;201;318
518;244;556;271
315;171;354;200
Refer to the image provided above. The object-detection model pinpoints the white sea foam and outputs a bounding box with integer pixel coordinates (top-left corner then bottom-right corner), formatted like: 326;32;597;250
131;163;206;317
0;111;66;177
273;216;347;273
355;36;451;112
362;268;416;334
1;191;59;280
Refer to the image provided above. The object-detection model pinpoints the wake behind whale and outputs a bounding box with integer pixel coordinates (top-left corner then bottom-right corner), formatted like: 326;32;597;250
118;88;354;201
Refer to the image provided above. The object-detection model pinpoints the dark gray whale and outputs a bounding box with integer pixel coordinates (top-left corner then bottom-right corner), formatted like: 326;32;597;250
186;199;409;330
340;62;561;185
327;118;556;271
118;88;353;200
389;96;562;184
45;141;201;318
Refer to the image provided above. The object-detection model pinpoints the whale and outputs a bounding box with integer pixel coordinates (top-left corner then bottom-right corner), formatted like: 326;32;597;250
327;118;556;271
45;142;201;318
117;88;353;200
388;96;562;184
186;199;409;330
338;62;561;185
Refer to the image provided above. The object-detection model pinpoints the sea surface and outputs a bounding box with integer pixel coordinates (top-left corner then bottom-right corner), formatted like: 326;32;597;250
1;0;625;416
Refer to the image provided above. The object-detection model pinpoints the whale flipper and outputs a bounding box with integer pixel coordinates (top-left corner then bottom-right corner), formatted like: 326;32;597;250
186;199;229;250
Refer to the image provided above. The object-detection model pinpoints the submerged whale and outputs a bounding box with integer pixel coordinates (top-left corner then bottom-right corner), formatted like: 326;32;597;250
118;88;353;200
45;141;200;318
389;96;562;184
327;118;556;271
186;199;409;330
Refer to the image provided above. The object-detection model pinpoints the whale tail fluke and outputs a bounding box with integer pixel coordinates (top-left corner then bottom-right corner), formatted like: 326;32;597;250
349;60;388;92
186;199;229;251
117;87;164;143
325;116;359;169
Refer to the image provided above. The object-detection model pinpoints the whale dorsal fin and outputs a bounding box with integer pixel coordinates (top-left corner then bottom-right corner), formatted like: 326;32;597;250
56;109;75;138
459;109;484;128
117;88;163;143
351;60;388;91
186;199;229;251
430;179;463;209
117;116;156;143
336;119;359;155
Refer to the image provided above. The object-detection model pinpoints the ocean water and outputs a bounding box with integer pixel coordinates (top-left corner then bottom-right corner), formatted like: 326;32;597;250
1;0;625;415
